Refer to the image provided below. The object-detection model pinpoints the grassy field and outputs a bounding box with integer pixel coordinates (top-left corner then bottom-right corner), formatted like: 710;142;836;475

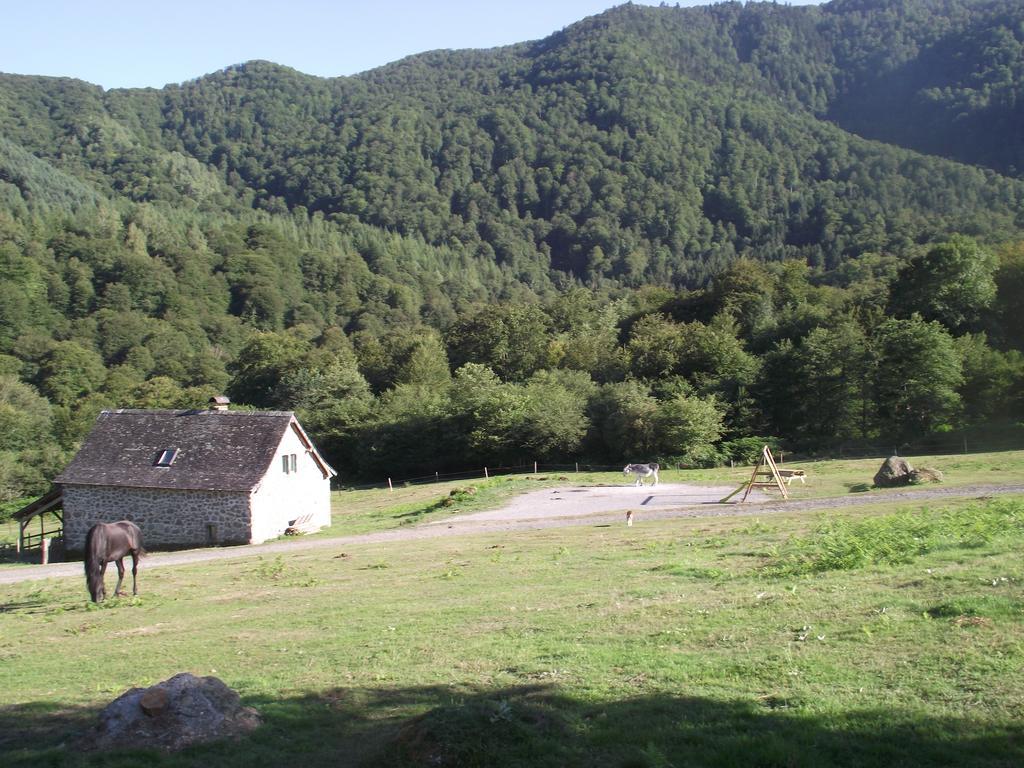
3;451;1022;551
317;450;1024;537
1;450;1023;766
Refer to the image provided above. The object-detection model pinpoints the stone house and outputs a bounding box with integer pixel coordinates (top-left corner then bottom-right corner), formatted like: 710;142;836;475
54;403;336;551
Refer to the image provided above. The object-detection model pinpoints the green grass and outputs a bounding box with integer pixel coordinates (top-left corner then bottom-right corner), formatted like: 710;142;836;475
320;474;573;536
681;449;1024;500
2;491;1022;767
320;449;1024;538
764;497;1024;576
4;450;1023;551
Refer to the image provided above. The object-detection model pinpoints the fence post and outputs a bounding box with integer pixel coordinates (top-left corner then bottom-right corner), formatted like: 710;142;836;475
534;461;538;474
484;467;489;479
41;537;50;565
387;478;393;492
575;462;579;473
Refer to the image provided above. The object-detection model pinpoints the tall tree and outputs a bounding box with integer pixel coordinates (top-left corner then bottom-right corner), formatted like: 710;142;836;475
653;392;724;463
587;381;661;460
517;377;590;460
446;305;552;381
227;332;311;407
889;237;998;331
872;315;964;438
759;321;872;446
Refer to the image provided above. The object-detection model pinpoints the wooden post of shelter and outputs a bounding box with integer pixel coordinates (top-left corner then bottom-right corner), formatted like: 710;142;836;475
13;487;64;557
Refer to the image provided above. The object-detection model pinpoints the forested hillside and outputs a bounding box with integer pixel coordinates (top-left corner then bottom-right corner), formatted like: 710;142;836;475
1;0;1023;499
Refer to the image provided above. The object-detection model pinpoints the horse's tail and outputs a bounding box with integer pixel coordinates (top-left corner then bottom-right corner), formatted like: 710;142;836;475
84;524;104;601
128;521;146;558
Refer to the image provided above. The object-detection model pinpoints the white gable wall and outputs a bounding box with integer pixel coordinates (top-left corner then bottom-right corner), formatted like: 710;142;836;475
248;423;332;544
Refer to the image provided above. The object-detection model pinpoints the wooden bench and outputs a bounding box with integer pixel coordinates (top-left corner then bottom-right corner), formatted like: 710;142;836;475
776;469;806;485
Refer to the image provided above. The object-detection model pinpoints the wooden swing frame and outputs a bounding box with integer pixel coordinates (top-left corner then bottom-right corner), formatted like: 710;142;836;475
719;445;789;503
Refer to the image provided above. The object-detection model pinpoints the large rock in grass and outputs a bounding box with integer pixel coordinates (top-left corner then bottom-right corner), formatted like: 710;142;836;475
873;456;915;487
82;673;260;752
910;467;944;484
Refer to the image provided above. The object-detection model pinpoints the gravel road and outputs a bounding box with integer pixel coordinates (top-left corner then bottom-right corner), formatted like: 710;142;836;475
2;482;1021;588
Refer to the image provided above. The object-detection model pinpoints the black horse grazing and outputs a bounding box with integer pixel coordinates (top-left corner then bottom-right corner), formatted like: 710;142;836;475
84;521;145;602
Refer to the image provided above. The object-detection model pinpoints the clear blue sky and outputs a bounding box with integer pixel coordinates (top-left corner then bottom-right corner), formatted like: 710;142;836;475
2;0;823;90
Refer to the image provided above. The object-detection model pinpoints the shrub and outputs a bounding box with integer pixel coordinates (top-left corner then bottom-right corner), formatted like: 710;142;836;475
720;437;784;465
763;499;1024;577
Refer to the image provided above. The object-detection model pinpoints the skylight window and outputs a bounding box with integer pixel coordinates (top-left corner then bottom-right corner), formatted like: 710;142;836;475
155;449;179;467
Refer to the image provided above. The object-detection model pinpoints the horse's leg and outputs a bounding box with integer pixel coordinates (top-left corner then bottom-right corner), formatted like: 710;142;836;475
99;561;108;602
114;558;126;597
131;551;139;596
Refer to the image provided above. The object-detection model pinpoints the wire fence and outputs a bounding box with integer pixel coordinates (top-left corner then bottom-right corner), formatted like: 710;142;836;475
338;462;623;492
336;433;1024;492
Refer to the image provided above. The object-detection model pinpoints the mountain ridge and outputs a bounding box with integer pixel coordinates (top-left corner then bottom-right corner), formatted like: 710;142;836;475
1;0;1023;492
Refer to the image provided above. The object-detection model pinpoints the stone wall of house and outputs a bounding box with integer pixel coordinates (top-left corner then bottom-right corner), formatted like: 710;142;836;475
249;425;332;544
62;484;252;551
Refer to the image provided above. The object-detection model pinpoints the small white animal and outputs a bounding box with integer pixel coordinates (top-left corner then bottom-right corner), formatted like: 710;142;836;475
623;462;659;487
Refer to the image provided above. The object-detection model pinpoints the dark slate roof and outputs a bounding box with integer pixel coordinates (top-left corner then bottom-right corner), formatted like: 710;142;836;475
54;409;326;492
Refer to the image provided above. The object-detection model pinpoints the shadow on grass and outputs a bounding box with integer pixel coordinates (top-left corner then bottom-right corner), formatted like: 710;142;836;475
0;598;56;615
2;683;1021;768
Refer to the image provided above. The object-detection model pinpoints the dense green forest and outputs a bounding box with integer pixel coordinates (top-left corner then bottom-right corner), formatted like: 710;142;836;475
2;0;1024;499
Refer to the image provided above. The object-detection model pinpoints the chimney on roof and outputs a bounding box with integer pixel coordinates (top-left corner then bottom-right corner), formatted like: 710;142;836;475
209;396;231;411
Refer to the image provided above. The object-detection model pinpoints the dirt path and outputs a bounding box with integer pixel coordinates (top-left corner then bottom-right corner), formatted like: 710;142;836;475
2;482;1021;588
424;482;769;524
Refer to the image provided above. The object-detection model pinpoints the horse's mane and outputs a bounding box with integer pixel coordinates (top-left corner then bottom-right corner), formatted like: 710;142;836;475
84;524;105;601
